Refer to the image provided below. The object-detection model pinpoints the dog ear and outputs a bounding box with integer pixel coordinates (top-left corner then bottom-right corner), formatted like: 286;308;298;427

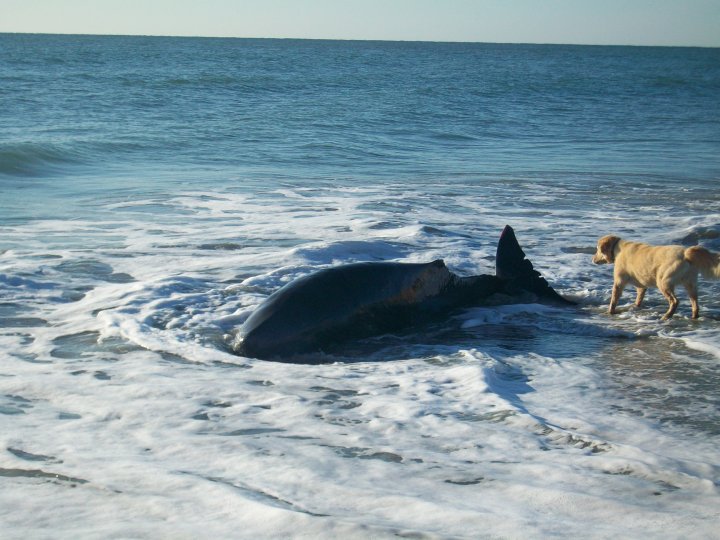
599;236;620;263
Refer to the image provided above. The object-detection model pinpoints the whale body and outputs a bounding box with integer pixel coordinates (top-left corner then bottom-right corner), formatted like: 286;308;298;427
234;225;571;361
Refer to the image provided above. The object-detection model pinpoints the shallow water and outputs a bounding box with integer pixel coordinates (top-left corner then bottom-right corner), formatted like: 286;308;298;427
1;34;719;538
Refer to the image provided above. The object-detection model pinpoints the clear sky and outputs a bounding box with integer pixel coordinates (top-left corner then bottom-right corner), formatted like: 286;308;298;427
1;0;719;47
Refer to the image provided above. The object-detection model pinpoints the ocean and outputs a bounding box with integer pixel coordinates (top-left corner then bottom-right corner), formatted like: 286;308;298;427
1;33;719;538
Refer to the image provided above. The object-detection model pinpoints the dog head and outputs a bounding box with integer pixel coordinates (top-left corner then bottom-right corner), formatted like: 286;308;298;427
592;235;621;265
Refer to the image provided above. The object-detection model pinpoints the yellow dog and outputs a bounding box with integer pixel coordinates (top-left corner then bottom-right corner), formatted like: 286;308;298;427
593;235;720;319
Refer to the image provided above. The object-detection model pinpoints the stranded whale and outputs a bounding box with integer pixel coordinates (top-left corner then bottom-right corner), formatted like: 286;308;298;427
234;225;572;361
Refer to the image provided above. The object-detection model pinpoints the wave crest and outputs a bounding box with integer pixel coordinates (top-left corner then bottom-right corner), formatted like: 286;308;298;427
0;142;84;176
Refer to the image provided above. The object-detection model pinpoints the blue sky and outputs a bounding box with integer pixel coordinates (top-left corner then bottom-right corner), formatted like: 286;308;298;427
1;0;719;47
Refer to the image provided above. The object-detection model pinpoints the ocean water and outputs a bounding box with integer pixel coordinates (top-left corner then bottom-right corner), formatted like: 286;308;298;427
1;33;720;538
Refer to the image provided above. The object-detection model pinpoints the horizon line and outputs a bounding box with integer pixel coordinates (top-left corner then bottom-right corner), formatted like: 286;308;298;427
1;31;717;50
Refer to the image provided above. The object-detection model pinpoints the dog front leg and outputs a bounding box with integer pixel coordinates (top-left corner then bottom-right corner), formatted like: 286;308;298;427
609;281;625;315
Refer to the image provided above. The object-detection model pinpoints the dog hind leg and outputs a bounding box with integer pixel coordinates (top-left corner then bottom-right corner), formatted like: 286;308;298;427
635;287;646;308
659;285;679;320
684;281;699;319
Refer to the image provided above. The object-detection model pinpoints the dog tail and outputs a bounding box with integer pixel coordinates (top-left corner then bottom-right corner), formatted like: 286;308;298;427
685;246;720;279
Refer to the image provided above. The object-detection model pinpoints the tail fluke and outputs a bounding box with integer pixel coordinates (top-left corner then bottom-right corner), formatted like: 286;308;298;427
496;225;574;305
685;246;720;279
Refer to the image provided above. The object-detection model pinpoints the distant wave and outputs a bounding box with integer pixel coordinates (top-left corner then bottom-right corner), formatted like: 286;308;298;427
0;140;153;177
0;142;85;176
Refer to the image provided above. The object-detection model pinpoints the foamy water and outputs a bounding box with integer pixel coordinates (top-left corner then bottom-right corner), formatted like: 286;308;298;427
2;182;720;538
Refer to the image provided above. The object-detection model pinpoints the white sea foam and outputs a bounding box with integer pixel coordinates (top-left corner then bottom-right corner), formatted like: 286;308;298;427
2;185;720;539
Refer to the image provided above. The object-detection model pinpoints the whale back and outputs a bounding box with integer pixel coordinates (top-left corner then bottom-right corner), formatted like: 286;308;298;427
236;260;453;359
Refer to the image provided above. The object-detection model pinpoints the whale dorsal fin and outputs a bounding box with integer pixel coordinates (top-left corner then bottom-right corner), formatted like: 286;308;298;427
495;225;573;305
